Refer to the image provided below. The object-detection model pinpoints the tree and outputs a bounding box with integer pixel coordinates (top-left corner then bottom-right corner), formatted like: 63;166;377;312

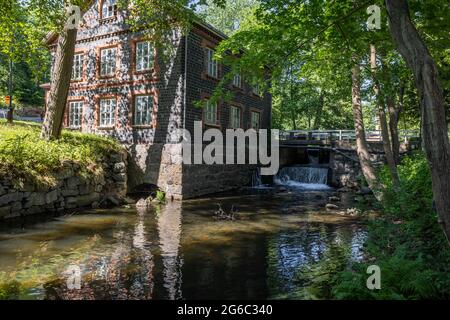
352;62;383;200
385;0;450;243
197;0;259;36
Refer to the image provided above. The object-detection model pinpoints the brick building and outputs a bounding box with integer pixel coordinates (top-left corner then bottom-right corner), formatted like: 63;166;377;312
42;0;272;199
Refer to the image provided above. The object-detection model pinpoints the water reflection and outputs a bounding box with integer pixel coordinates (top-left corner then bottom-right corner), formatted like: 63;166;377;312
0;190;366;300
157;202;182;300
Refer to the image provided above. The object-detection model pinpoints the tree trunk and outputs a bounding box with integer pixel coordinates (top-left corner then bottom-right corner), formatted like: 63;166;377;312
371;44;400;188
313;93;324;130
386;0;450;243
41;26;77;140
388;89;403;165
7;58;13;124
352;63;383;201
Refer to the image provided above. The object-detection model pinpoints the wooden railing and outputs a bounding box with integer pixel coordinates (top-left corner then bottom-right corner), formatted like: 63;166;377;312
280;130;420;143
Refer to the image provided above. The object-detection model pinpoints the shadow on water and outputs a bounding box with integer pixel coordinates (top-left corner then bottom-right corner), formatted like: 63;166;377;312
0;189;366;300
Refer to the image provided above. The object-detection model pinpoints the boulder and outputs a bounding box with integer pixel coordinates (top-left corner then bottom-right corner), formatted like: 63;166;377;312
46;190;59;204
0;192;22;206
27;193;46;206
326;203;339;211
0;206;11;218
66;177;81;189
76;193;100;207
328;196;341;203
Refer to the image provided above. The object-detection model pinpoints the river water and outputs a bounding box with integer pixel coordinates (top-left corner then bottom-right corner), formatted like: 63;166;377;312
0;188;366;300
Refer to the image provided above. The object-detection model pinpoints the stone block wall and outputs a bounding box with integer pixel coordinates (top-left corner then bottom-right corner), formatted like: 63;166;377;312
127;142;257;199
0;152;128;220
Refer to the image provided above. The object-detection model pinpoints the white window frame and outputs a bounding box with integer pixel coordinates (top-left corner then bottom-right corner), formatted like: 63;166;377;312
72;54;83;80
230;106;242;129
100;47;117;77
206;47;218;78
251;111;261;130
69;101;83;129
134;95;154;126
101;0;117;19
135;41;154;72
204;100;218;126
99;98;116;128
233;73;242;88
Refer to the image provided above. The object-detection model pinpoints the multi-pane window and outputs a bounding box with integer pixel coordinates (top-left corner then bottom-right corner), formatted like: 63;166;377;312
69;101;83;128
72;54;83;80
206;48;218;78
134;95;153;126
230;106;241;129
233;73;242;88
99;98;116;127
136;41;154;72
102;0;117;19
100;47;117;77
251;111;261;130
204;100;218;125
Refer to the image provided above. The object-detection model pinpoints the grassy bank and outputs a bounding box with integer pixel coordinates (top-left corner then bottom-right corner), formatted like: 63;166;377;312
331;153;450;299
0;120;122;188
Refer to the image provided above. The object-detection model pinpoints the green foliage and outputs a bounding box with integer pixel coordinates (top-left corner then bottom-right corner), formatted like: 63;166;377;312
332;153;450;300
156;190;166;204
0;120;123;188
197;0;259;36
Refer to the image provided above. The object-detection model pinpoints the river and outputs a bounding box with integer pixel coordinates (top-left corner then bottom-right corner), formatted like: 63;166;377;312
0;185;366;300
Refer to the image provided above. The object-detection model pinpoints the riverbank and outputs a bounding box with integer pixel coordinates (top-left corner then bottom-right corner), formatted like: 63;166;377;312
0;120;128;220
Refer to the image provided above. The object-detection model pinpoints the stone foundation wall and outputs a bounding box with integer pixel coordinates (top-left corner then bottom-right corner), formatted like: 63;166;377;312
127;142;257;199
0;152;128;220
181;164;256;199
330;150;387;188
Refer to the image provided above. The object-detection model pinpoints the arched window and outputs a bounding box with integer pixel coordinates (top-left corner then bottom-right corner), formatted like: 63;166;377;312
101;0;117;19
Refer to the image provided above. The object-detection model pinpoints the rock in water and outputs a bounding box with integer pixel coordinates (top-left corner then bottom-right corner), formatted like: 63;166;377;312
326;203;339;211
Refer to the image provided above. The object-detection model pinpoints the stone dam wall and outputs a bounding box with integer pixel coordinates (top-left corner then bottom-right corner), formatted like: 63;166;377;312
0;152;128;221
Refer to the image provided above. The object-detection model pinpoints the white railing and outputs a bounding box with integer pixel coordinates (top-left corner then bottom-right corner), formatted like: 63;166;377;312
280;130;420;143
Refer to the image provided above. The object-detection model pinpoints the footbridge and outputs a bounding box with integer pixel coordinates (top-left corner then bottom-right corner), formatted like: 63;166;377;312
277;129;421;188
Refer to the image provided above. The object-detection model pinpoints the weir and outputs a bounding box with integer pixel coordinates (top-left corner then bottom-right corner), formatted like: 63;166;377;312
274;166;331;190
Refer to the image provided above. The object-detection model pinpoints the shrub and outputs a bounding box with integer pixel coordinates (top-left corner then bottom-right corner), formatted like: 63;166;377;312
332;152;450;300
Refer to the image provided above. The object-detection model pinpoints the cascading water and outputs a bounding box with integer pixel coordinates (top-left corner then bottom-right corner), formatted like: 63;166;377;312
274;166;331;190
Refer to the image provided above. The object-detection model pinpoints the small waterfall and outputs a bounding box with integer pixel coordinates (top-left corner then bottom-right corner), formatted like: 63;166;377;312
274;166;331;190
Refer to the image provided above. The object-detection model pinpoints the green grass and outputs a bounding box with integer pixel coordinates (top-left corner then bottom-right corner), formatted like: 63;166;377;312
0;119;123;189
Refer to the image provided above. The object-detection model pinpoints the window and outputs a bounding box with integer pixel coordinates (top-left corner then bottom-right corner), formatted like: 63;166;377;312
99;98;116;127
72;54;83;80
206;47;218;78
100;47;117;77
233;73;242;88
204;100;218;125
135;41;154;72
251;111;261;130
230;106;241;129
134;95;153;126
101;0;117;19
69;101;83;128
